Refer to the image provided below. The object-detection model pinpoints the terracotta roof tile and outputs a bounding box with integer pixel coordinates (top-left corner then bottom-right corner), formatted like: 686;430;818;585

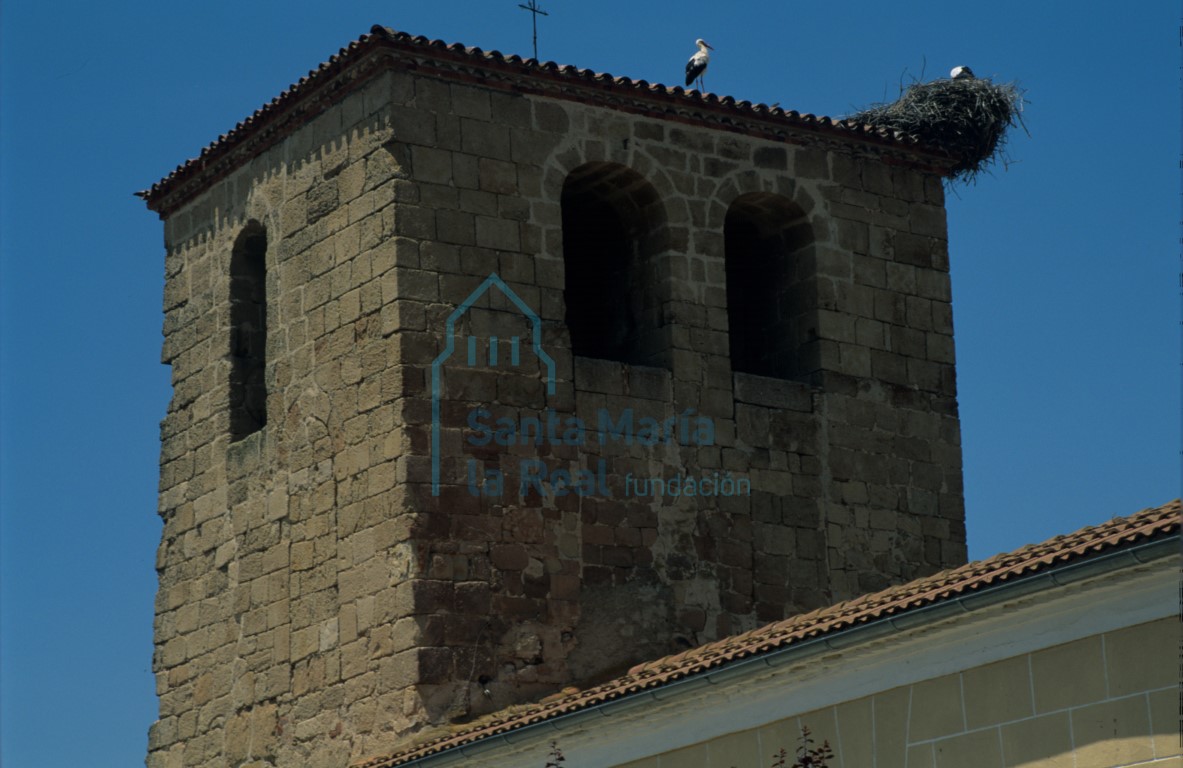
356;499;1180;768
138;26;951;214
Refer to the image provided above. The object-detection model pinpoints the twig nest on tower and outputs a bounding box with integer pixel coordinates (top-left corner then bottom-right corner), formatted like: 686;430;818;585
852;75;1026;182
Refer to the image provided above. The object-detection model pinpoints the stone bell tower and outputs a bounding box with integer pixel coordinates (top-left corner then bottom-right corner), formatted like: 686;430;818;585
140;26;966;768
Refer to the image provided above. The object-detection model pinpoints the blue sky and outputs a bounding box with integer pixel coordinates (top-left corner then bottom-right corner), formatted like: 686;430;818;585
0;2;1177;766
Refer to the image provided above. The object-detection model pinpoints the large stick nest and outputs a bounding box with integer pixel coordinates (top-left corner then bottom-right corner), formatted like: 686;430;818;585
851;75;1026;182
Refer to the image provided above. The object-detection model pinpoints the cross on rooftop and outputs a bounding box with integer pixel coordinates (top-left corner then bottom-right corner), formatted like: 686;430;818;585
518;0;549;59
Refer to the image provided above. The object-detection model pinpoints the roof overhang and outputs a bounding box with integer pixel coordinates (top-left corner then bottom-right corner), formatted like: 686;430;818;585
358;500;1180;767
138;26;956;218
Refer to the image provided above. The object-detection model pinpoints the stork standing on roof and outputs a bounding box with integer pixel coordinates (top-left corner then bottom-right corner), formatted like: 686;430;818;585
685;39;714;91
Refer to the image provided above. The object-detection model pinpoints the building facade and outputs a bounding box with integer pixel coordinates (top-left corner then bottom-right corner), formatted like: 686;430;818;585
140;27;966;767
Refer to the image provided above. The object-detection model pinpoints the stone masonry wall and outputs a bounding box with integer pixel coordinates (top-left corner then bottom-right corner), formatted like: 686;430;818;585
148;55;965;768
389;70;965;730
150;69;412;768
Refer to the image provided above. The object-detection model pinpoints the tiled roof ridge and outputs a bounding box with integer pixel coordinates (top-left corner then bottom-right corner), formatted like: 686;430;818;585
138;25;950;213
355;499;1180;768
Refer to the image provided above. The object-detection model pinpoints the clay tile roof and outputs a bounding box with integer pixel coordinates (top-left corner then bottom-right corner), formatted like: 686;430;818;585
356;499;1180;768
138;25;951;215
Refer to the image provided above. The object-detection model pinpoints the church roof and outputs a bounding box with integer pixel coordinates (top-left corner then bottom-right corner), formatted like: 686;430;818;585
138;25;954;214
357;498;1180;767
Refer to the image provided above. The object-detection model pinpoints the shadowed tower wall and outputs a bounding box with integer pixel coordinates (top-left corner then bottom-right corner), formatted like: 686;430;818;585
142;29;965;768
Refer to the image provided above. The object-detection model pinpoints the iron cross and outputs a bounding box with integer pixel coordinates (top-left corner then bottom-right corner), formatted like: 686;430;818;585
518;0;549;60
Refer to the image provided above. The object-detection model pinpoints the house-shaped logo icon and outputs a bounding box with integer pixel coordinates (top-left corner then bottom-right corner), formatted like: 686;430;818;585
430;273;557;495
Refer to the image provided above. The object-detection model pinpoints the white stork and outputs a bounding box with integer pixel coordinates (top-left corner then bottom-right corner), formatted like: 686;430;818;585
950;65;975;80
685;39;714;91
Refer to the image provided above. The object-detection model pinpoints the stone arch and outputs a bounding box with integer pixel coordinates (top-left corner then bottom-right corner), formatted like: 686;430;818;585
245;175;285;234
561;162;672;368
724;192;816;381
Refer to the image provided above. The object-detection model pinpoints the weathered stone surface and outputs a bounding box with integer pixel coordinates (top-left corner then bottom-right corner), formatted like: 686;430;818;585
147;53;965;768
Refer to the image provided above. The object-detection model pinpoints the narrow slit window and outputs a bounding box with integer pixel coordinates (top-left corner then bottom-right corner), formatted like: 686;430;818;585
229;222;267;440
